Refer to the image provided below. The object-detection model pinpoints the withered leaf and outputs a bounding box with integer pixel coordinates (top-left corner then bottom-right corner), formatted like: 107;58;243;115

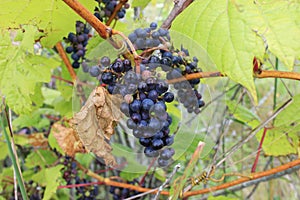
72;86;122;166
28;133;48;149
52;121;86;157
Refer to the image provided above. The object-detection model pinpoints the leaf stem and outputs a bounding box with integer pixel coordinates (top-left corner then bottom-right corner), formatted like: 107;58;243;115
251;127;269;172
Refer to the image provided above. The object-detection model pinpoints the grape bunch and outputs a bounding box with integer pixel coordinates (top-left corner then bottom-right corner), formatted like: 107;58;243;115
81;22;204;167
61;156;78;185
128;22;170;50
75;178;99;200
164;47;205;114
94;0;130;23
97;55;176;166
64;21;90;69
109;180;140;200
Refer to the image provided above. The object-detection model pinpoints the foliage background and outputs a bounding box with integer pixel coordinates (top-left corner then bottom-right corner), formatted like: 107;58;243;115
0;0;299;199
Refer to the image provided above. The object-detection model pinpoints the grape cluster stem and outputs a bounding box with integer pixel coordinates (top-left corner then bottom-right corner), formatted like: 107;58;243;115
106;0;129;26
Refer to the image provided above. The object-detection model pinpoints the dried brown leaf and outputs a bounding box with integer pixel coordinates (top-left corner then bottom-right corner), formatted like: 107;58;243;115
52;121;86;157
28;133;48;148
72;86;122;166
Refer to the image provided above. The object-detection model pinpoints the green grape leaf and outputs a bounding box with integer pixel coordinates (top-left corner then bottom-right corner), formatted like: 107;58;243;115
0;0;96;47
12;108;56;130
25;149;57;169
75;153;94;169
53;97;73;118
258;124;299;156
226;100;261;128
31;83;45;108
258;95;300;156
246;1;300;68
56;82;73;101
0;29;59;114
132;0;151;8
31;165;64;200
172;1;270;103
42;87;61;105
43;165;64;200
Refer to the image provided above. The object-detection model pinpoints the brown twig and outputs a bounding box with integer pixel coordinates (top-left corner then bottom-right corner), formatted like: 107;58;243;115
167;71;224;84
183;159;300;198
76;161;169;195
63;0;135;61
166;70;300;84
106;0;128;26
161;0;194;29
51;75;74;85
55;42;77;82
63;0;109;39
255;70;300;80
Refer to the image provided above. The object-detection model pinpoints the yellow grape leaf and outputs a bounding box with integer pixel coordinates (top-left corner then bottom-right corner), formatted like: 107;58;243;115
52;121;86;157
72;86;122;166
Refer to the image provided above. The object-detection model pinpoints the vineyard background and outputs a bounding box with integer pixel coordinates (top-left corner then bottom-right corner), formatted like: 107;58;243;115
0;0;299;200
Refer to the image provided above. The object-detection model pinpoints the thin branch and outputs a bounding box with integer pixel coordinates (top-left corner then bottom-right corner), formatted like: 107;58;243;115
246;157;272;199
167;71;224;84
62;0;134;61
167;70;300;84
183;159;300;197
76;161;170;196
63;0;109;39
106;0;128;26
55;42;77;82
255;70;300;81
154;164;181;200
161;0;194;29
209;160;300;198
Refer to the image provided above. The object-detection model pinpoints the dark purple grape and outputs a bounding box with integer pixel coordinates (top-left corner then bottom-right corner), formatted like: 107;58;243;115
71;53;79;61
126;119;137;130
131;113;141;123
148;90;158;101
129;99;141;112
152;139;164;150
150;22;157;30
148;118;161;131
158;157;169;167
72;61;80;68
139;138;151;147
112;59;124;73
101;72;113;84
100;56;110;67
142;98;154;111
144;146;159;157
89;66;101;77
66;46;73;53
120;102;130;117
163;92;174;102
160;148;175;160
163;135;174;146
